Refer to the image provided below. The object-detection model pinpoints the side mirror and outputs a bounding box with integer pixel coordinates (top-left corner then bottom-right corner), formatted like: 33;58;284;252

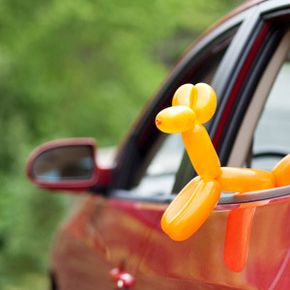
26;138;104;191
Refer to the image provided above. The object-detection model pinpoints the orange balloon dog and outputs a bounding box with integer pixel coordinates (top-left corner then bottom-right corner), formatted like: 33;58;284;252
155;83;290;243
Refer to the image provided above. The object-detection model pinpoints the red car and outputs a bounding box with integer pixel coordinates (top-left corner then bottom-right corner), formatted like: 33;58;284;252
26;0;290;289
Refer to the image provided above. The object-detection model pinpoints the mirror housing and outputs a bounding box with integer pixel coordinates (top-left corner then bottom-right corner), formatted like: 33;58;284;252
26;138;109;192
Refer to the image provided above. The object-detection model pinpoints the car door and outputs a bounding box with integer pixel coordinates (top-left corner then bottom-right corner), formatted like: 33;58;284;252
51;10;243;290
136;2;290;290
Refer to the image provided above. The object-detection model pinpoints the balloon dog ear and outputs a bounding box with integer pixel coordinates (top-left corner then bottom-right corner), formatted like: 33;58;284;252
172;84;197;108
194;83;217;124
172;83;217;124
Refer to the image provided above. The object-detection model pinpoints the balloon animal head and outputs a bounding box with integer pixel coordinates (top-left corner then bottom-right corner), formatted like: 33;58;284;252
155;83;217;133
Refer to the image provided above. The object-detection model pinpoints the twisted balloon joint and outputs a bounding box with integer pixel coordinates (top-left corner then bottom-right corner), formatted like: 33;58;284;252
155;83;290;270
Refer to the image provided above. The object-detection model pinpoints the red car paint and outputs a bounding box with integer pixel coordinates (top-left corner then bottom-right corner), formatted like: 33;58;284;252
51;195;289;289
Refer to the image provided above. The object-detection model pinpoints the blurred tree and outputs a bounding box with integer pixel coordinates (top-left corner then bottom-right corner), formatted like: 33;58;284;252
0;0;242;289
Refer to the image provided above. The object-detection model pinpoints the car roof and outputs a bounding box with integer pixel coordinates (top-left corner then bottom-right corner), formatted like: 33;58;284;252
200;0;264;40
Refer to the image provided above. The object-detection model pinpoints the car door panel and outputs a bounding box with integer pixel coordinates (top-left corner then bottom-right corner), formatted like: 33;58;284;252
52;193;290;289
134;195;290;290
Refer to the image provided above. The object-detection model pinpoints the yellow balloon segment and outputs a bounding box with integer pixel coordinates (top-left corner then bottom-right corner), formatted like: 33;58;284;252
272;154;290;187
161;177;221;241
172;83;197;108
218;167;275;193
182;125;221;180
155;82;290;244
195;83;217;124
155;106;196;134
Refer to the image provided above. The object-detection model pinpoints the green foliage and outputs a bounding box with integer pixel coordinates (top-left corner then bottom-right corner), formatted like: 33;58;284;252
0;0;242;288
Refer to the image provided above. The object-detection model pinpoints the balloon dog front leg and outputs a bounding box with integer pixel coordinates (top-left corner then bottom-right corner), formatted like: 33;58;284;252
161;176;221;241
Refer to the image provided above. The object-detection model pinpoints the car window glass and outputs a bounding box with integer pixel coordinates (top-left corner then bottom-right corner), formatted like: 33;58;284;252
135;134;184;197
253;60;290;170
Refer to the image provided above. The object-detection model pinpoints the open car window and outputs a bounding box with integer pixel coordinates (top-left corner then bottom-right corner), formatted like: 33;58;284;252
135;134;183;197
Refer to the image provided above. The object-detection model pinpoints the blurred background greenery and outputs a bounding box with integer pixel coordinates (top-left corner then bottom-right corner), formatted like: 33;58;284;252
0;0;242;289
